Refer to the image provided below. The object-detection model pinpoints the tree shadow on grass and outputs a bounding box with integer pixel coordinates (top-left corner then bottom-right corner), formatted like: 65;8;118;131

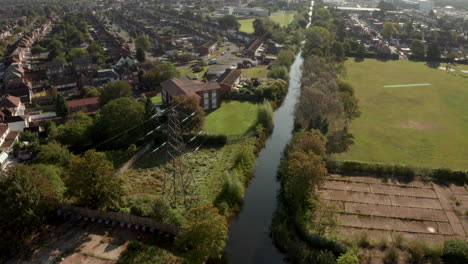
354;57;364;63
425;61;441;69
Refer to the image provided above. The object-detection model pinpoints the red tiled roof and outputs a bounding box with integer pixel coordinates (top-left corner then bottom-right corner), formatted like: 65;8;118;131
0;95;21;108
67;97;99;108
0;124;8;136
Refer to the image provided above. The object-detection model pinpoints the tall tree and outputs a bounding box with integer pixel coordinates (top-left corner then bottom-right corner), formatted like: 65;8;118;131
94;97;145;148
55;94;69;118
176;204;228;264
36;141;74;167
218;15;240;30
427;42;441;61
98;81;133;106
410;39;425;59
55;112;94;150
135;35;151;51
356;43;366;59
64;150;124;209
0;165;63;261
136;47;146;62
382;22;398;39
171;95;204;133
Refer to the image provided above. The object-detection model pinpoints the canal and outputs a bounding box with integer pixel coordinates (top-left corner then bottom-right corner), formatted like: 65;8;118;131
224;2;314;263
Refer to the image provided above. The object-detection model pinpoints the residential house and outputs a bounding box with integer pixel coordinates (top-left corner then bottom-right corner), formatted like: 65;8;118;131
118;67;138;88
114;56;136;68
5;115;29;132
217;69;242;93
244;38;264;59
0;95;24;116
4;80;33;103
73;57;93;75
93;69;120;86
0;123;19;152
67;97;99;113
46;61;65;80
197;40;217;56
161;78;221;110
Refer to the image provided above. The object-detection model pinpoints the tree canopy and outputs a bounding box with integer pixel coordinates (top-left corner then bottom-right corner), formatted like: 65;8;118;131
135;35;151;51
64;150;124;209
171;95;204;133
176;204;228;264
98;81;133;106
410;39;425;59
94;97;145;149
218;15;240;30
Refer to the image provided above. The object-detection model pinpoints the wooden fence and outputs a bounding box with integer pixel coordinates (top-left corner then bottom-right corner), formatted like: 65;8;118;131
58;205;180;236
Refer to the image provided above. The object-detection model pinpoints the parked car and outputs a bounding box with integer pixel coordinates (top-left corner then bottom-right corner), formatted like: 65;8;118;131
193;74;199;80
208;59;217;65
190;63;197;68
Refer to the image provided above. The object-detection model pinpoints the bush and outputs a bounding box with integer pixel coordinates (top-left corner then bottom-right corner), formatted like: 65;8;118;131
377;236;388;250
356;231;370;248
117;241;176;264
327;160;468;185
406;240;428;263
214;171;244;209
337;250;359;264
184;133;227;146
233;146;255;172
257;100;274;130
394;233;405;249
442;239;468;264
384;246;399;264
129;196;155;217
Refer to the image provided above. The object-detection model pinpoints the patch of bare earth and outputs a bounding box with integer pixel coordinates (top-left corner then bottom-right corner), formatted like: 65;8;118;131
321;175;468;245
401;121;440;130
7;219;153;264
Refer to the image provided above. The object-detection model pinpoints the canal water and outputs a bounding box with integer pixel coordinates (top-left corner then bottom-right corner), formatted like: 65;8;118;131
224;2;314;263
224;51;305;264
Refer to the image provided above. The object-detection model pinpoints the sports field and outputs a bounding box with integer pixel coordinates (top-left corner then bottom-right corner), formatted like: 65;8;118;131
336;59;468;170
239;12;295;33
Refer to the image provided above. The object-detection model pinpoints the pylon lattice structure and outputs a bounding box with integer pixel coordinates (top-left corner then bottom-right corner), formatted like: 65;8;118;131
163;107;196;208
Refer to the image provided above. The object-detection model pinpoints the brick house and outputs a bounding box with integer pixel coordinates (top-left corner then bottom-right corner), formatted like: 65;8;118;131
67;97;99;113
161;78;221;110
217;69;242;93
197;40;217;56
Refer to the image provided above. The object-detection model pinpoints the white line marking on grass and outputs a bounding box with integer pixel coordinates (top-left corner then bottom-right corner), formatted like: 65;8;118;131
384;83;432;88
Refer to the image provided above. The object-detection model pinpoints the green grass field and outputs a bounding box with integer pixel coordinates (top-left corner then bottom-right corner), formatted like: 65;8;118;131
150;95;162;103
239;12;295;33
335;59;468;170
204;101;259;137
241;65;269;78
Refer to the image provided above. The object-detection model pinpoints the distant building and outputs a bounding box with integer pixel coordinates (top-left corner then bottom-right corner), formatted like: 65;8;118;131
419;0;434;14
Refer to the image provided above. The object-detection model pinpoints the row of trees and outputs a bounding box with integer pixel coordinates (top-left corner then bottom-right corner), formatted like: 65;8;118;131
410;39;442;61
0;144;123;261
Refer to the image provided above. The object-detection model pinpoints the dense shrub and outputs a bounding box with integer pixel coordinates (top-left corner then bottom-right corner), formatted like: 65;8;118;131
214;171;244;209
383;246;399;264
117;241;176;264
257;100;274;130
327;160;468;185
184;133;227;146
233;146;255;172
337;251;359;264
442;239;468;264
